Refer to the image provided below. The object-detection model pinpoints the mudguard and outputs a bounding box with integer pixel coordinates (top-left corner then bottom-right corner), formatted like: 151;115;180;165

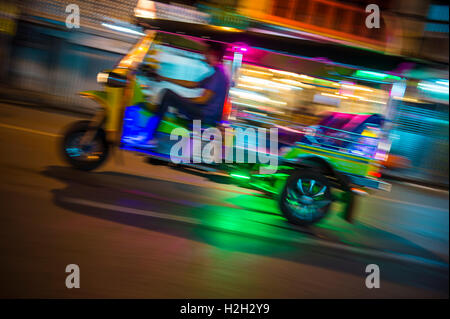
80;90;108;108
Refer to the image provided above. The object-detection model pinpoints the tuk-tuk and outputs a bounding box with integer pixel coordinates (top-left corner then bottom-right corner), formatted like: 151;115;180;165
61;2;394;226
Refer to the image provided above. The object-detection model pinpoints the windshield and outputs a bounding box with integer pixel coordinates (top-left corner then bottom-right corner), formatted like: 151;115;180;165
116;31;156;70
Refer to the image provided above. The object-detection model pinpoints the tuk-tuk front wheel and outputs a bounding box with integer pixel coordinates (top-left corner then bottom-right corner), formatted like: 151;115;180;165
62;120;109;171
279;170;332;226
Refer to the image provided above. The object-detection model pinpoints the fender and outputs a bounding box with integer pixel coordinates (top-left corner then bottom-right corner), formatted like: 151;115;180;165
80;88;124;142
80;90;108;109
296;155;355;222
296;155;350;190
79;90;118;143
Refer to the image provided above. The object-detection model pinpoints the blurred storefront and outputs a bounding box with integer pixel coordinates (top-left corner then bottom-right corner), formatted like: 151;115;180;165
238;0;389;52
238;0;449;63
388;79;449;186
0;0;448;186
0;0;19;83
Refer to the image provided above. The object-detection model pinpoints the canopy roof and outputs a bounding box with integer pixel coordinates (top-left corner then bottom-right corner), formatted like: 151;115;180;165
137;17;435;75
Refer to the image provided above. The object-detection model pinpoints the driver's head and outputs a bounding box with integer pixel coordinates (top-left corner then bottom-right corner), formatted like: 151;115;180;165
204;42;227;66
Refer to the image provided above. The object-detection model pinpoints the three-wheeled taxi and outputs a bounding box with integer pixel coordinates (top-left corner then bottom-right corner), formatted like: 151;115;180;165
61;2;395;226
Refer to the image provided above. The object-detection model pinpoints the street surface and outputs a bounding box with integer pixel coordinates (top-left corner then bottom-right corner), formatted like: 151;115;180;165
0;103;448;298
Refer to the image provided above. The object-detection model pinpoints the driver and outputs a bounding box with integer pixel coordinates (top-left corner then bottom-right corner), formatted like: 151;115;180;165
140;41;230;148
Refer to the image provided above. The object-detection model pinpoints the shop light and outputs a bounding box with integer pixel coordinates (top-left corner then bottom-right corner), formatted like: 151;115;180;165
269;71;340;88
230;88;287;106
274;78;306;89
101;23;145;36
341;84;373;92
359;98;386;105
134;0;156;19
270;100;287;105
240;76;291;90
134;8;156;19
341;93;365;99
241;69;272;77
232;101;285;114
354;70;401;81
230;89;269;102
393;96;420;103
297;83;314;89
313;78;340;86
418;81;449;94
237;84;264;91
212;26;242;32
321;93;348;99
269;69;299;77
300;75;339;87
232;101;260;109
298;74;313;80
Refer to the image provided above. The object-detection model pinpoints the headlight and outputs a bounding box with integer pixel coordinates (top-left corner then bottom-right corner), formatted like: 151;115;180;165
96;72;109;84
96;71;128;88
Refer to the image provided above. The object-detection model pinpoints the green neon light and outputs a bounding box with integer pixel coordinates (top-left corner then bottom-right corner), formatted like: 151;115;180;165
354;70;401;81
252;173;290;177
313;78;337;86
230;173;250;180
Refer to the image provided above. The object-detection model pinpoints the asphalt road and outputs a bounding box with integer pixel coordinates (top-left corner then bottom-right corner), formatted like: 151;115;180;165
0;103;448;298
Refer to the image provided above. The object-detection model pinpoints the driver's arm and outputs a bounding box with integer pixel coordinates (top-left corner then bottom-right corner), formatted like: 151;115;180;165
188;89;214;104
159;74;214;104
159;76;200;89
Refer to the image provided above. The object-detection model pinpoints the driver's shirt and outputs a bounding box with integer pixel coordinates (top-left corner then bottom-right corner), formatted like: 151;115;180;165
198;64;230;123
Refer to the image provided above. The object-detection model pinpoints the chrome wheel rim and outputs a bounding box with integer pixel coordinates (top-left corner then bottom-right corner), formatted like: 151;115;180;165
285;177;331;221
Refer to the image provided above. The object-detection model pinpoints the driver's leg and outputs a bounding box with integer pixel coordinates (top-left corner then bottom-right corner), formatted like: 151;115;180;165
145;89;187;139
143;89;203;145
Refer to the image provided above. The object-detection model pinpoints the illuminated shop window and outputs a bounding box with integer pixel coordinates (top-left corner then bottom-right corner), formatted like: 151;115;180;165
231;64;389;125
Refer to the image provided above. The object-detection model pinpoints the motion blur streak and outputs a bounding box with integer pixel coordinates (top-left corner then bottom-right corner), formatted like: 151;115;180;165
0;0;448;299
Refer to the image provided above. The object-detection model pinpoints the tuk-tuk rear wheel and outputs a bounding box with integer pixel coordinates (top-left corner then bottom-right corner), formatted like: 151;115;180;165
279;169;333;226
62;120;109;171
